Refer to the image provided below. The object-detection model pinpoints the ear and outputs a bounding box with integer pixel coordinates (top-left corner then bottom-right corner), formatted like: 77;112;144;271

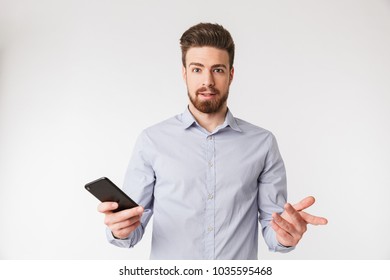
182;65;187;82
229;66;234;85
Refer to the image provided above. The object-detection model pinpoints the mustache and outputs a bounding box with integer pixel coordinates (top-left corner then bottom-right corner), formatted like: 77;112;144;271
196;87;219;95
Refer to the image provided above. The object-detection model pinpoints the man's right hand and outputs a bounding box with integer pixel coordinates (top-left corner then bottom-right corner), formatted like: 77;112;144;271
98;202;144;239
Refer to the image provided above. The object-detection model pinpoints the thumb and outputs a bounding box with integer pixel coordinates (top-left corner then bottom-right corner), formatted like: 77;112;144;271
292;196;315;212
97;201;118;213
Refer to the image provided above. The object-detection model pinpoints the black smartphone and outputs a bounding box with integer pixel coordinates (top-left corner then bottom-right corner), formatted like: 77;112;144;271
85;177;138;212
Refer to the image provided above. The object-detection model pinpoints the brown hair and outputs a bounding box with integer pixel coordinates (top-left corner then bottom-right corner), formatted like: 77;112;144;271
180;23;235;69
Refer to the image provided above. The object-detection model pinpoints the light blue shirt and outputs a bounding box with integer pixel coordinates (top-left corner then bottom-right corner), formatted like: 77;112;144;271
107;107;294;259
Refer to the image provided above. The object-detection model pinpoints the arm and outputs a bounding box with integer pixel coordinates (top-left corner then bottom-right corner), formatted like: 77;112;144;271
258;133;293;252
99;130;156;248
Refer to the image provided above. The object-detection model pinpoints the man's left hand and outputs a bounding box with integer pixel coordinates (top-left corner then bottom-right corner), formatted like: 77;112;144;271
270;196;328;247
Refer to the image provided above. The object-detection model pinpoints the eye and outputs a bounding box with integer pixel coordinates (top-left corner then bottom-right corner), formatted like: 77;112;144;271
213;68;224;73
192;68;201;73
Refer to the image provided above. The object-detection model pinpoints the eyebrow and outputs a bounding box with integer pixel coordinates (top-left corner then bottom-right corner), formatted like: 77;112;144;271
188;62;227;69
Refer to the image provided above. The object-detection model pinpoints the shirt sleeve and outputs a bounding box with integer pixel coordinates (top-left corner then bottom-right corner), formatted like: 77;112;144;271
257;133;295;253
106;130;155;248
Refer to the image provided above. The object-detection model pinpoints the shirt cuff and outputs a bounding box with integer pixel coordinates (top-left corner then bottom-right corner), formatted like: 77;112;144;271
105;227;133;248
264;226;296;253
276;242;295;253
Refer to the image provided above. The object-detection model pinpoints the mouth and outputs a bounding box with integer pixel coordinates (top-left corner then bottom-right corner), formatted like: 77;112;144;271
199;92;216;96
195;86;219;100
198;92;217;99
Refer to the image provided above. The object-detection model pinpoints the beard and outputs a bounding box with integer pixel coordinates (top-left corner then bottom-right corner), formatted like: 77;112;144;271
188;86;229;114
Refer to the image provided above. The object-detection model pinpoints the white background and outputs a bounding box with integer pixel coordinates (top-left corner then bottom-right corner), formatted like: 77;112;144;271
0;0;389;259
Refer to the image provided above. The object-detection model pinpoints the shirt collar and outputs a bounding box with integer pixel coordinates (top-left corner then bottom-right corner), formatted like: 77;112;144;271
181;106;197;129
181;106;242;133
225;109;242;133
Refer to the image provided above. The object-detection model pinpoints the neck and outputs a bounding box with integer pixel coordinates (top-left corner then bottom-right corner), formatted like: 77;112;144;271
188;103;228;133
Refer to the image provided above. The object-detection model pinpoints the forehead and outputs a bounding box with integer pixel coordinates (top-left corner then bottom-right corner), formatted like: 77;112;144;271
185;46;229;67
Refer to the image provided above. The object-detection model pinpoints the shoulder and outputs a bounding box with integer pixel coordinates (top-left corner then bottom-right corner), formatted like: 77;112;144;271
235;117;274;138
232;116;281;151
138;113;183;142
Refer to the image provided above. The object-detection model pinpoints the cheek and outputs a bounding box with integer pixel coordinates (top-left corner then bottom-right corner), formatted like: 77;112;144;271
217;77;231;88
186;76;201;90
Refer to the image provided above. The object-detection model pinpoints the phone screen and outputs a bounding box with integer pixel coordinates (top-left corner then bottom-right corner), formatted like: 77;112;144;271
85;177;138;212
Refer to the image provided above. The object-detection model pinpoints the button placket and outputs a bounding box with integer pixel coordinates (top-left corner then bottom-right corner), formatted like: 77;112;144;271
204;134;216;259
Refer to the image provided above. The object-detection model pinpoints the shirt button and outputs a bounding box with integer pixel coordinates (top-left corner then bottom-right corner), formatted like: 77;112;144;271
208;193;214;200
207;136;213;140
208;161;213;167
208;226;214;232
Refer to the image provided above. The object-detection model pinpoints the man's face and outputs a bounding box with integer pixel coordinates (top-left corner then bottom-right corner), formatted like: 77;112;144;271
182;46;234;114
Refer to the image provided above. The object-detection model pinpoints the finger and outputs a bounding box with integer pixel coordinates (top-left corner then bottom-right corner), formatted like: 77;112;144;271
272;212;300;238
300;211;328;225
105;206;144;225
112;221;141;239
284;203;307;234
292;196;315;212
110;215;141;231
270;220;295;247
97;202;118;213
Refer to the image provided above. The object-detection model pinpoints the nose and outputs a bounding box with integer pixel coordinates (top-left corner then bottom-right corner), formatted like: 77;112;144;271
202;70;215;87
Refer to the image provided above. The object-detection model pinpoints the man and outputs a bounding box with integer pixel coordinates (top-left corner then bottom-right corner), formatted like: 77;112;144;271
98;23;328;259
